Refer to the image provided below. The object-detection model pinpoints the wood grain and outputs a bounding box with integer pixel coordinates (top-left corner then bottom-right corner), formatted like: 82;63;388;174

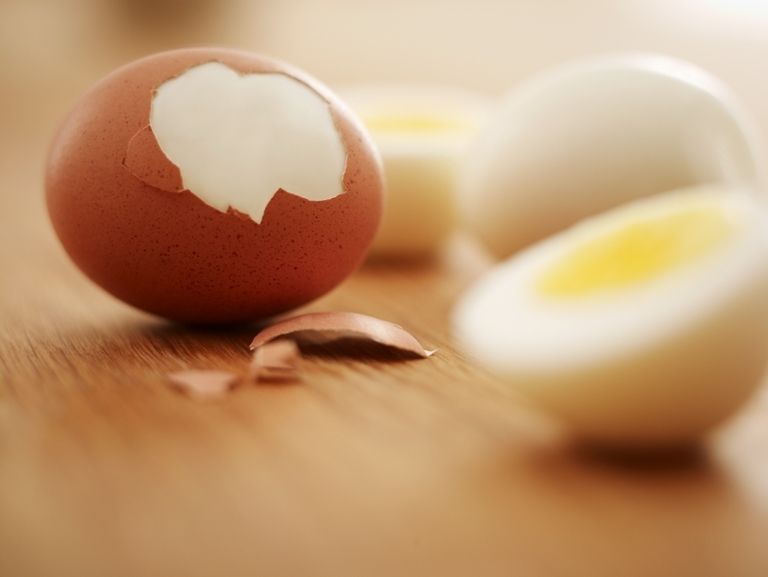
3;4;768;575
3;128;768;577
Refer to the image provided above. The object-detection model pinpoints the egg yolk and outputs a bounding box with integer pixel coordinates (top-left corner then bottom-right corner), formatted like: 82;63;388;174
537;204;735;298
363;114;469;135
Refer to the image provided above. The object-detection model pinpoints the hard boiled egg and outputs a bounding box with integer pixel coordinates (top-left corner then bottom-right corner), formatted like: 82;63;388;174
461;54;764;258
343;85;488;258
46;48;383;324
454;186;768;447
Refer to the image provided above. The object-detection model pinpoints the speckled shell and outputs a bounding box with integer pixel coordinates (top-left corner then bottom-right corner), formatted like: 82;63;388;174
46;48;383;324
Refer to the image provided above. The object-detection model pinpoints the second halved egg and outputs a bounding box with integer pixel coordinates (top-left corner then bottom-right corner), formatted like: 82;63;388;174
454;186;768;447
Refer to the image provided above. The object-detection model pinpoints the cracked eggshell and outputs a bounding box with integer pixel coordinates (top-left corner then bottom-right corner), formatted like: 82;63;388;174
461;54;765;259
46;48;382;324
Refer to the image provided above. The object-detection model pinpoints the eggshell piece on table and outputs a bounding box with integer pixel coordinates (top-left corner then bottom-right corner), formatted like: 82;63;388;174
46;48;383;324
167;369;240;400
249;340;302;383
454;186;768;448
249;311;436;358
461;54;764;259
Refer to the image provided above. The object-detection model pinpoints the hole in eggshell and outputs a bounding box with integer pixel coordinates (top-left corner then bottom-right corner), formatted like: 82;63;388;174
146;62;348;224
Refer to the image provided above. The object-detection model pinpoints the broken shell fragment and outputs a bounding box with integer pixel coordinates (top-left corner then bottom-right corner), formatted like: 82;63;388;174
165;312;433;399
167;369;240;400
124;125;184;192
249;311;436;358
249;339;302;382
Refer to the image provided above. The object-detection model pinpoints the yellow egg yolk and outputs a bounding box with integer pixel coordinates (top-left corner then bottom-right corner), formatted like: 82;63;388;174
537;203;735;298
363;113;469;135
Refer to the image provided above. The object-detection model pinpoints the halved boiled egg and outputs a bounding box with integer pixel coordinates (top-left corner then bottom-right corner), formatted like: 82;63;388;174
454;186;768;447
342;85;488;258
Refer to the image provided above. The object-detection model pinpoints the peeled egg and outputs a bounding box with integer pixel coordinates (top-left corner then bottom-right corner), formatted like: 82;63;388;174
46;48;383;324
343;85;488;258
454;186;768;447
462;54;764;258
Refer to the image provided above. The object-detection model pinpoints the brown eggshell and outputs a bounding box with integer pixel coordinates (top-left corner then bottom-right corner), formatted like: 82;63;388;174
46;48;383;324
124;126;183;192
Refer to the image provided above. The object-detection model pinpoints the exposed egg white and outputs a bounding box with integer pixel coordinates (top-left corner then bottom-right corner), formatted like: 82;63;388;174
461;54;764;258
454;186;768;447
342;85;489;257
151;62;346;224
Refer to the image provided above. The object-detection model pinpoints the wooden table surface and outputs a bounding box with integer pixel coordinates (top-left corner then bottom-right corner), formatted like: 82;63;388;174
2;121;768;577
3;2;768;572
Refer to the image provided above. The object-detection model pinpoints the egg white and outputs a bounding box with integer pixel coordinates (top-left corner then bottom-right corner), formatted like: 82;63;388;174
454;186;768;446
341;85;489;257
460;54;765;258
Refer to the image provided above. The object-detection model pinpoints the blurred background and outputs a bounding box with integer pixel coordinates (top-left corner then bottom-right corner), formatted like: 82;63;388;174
2;0;768;262
3;0;768;138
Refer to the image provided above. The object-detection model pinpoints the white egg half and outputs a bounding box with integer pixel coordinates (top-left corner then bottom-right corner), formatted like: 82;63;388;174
461;54;764;259
454;186;768;447
342;85;489;258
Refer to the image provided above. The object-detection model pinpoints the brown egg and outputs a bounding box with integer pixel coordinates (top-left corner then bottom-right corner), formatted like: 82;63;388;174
46;48;383;323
